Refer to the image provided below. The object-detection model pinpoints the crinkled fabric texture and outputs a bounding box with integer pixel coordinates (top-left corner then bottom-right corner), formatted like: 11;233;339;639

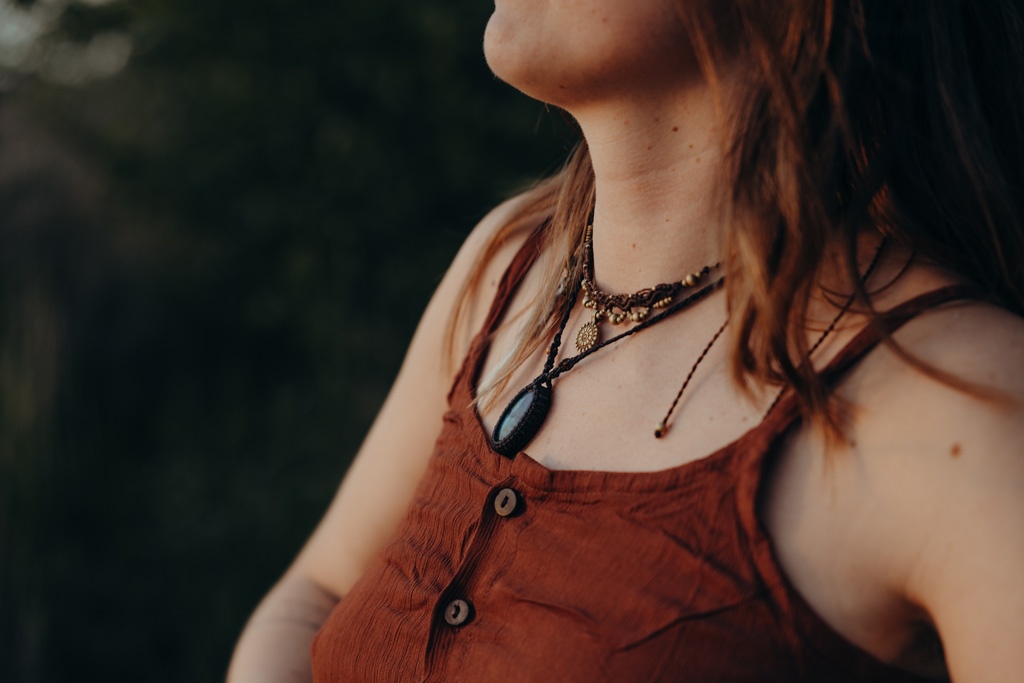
311;237;958;682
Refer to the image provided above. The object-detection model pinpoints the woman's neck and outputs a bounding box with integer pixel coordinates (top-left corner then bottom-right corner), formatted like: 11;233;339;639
573;81;735;294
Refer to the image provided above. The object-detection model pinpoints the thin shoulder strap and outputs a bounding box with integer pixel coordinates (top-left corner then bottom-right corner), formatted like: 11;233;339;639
446;224;546;404
475;225;547;340
816;283;983;387
761;284;983;426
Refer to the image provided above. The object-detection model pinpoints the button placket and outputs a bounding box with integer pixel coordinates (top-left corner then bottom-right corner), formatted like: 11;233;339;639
430;482;525;655
424;479;528;677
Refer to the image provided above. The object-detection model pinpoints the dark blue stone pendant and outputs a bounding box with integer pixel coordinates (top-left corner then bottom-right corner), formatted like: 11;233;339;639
491;380;552;458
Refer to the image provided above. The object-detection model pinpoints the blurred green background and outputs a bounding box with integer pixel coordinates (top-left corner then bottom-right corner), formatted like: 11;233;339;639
0;1;572;680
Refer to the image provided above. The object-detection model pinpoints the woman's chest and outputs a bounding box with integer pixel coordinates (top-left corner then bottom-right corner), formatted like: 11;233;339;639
314;442;798;681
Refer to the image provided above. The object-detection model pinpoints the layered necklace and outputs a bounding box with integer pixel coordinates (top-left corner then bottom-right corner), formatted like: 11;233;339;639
490;226;722;458
488;222;889;459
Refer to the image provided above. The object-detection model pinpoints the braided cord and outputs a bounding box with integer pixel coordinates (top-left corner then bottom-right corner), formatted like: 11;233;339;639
654;318;729;438
540;290;577;381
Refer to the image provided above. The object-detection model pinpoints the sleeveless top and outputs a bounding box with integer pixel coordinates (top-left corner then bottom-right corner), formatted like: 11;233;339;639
311;232;971;682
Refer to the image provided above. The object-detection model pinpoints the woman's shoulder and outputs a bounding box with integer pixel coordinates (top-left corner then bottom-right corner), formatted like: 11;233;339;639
459;191;545;285
842;273;1024;467
867;292;1024;445
839;253;1024;431
443;190;549;354
455;192;539;266
869;294;1024;513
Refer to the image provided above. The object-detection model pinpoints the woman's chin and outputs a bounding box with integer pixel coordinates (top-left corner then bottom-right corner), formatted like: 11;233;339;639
484;17;563;105
483;10;695;111
484;25;524;86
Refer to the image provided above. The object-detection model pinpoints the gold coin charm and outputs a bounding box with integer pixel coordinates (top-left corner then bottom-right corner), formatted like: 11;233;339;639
575;320;599;353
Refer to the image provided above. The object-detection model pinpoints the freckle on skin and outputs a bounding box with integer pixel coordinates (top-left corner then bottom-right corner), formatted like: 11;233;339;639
951;443;962;458
695;157;701;163
672;126;679;132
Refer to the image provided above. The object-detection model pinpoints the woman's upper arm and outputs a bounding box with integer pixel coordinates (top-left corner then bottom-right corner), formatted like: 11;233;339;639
882;305;1024;681
283;197;533;599
909;405;1024;682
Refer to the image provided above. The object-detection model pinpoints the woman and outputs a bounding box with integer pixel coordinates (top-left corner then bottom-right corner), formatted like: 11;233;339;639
229;1;1024;681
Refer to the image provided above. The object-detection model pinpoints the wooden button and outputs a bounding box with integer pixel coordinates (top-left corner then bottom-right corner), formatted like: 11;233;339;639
494;488;519;517
444;598;472;627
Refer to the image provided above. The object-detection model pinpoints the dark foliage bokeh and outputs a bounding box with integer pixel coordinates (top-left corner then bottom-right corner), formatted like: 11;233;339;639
0;1;572;680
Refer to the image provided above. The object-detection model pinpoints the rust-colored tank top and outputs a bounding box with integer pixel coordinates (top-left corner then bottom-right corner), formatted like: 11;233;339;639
312;234;968;682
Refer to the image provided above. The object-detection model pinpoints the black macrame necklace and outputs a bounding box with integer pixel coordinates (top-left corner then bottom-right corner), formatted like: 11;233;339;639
490;277;725;458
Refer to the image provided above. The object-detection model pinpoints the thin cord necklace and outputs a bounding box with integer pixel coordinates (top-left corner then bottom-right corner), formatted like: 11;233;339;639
490;276;725;458
576;225;720;353
652;236;890;438
757;237;890;420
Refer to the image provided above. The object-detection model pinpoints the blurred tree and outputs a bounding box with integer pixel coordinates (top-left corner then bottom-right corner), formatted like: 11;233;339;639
0;1;572;680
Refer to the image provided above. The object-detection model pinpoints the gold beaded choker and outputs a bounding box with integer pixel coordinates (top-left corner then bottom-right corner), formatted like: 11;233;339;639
576;225;720;353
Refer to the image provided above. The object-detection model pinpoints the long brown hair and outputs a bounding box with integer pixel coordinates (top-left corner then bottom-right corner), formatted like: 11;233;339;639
450;0;1024;431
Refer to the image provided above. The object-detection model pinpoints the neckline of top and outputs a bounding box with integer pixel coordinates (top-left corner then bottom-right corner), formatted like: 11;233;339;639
464;389;789;495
